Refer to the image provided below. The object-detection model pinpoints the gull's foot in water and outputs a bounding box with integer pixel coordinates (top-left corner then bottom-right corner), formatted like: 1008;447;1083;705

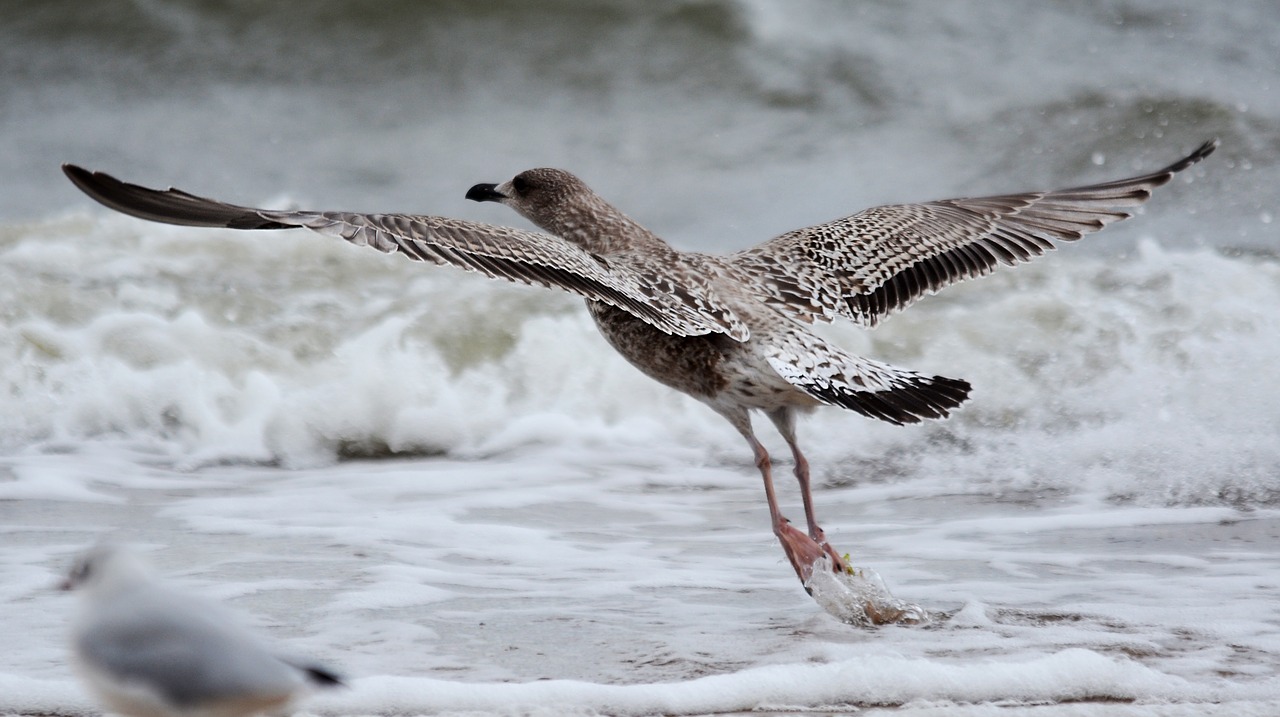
774;521;925;625
803;558;931;627
775;519;850;583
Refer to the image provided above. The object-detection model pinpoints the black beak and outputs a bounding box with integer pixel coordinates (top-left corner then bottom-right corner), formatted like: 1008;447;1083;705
465;183;506;203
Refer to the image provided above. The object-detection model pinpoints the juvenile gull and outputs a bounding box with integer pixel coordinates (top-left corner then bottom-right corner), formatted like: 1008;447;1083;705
63;139;1217;621
61;544;343;717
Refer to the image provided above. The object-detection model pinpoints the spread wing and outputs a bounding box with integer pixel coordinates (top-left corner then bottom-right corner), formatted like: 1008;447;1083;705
731;139;1218;327
62;165;738;339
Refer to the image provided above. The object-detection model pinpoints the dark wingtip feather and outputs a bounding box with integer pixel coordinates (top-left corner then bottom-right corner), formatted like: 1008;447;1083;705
62;163;292;230
1153;138;1218;180
302;664;346;688
1141;139;1219;189
276;653;346;687
1177;136;1218;167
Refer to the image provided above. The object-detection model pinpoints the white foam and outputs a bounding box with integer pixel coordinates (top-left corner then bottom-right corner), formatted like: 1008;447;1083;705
3;650;1277;716
5;214;1277;508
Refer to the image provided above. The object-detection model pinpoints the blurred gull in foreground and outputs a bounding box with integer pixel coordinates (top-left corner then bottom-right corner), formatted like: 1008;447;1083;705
61;544;343;717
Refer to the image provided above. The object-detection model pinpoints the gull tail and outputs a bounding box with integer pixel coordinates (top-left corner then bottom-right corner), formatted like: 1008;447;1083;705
765;335;971;425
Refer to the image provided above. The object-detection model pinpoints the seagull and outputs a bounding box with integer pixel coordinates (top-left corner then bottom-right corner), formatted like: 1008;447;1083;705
61;544;343;717
63;139;1217;619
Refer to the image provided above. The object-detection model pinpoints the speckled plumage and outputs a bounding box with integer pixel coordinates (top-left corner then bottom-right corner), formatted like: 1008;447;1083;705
62;139;1217;610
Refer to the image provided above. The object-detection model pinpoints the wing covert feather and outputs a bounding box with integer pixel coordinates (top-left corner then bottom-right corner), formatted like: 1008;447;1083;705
732;139;1217;327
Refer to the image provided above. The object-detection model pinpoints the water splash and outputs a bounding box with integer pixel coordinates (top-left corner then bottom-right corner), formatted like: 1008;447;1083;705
804;558;931;627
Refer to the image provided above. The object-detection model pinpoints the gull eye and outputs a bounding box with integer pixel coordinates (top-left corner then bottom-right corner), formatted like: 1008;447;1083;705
511;175;531;195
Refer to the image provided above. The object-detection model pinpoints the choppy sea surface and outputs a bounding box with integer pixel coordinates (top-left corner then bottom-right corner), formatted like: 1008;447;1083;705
2;1;1278;715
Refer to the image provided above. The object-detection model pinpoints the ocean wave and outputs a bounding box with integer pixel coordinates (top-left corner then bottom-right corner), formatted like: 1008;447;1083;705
4;1;1274;252
4;213;1278;506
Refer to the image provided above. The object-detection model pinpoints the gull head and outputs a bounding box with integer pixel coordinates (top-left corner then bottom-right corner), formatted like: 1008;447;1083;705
467;168;608;240
60;543;151;595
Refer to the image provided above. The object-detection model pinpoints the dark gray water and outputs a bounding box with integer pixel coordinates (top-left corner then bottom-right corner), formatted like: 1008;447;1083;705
5;0;1276;249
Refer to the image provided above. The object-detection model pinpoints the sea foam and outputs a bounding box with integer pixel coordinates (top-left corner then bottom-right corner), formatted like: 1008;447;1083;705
4;213;1277;506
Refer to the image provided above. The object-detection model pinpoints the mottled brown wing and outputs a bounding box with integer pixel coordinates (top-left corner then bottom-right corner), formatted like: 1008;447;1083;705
731;139;1217;327
61;165;734;339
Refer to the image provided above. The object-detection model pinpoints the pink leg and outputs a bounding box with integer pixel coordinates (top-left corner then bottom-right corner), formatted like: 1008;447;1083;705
767;408;847;571
745;433;833;582
722;407;847;583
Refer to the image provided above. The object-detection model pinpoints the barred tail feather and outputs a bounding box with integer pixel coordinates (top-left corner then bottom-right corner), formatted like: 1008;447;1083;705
765;344;971;425
821;372;971;425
